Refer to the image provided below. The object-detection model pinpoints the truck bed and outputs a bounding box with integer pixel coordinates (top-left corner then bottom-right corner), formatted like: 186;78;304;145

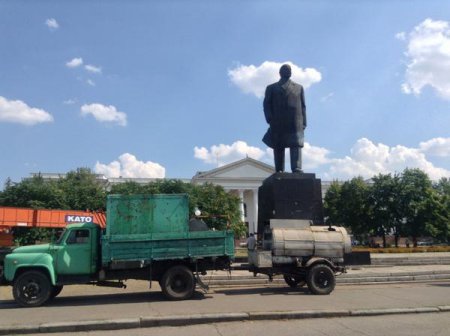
101;230;234;266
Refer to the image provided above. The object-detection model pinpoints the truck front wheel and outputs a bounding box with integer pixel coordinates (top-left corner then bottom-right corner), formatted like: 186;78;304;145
161;265;195;300
13;270;52;307
306;264;336;295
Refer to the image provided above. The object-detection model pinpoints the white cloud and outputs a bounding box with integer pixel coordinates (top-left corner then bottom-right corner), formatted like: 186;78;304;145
85;64;102;74
194;141;271;166
95;153;165;178
401;18;450;99
45;18;59;30
86;79;96;86
419;137;450;157
228;61;322;98
80;103;127;126
303;143;331;169
193;140;331;170
0;96;53;125
194;138;450;181
66;58;83;68
395;32;406;40
324;138;450;181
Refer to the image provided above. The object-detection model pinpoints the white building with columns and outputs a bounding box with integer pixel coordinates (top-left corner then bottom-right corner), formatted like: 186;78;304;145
191;158;274;234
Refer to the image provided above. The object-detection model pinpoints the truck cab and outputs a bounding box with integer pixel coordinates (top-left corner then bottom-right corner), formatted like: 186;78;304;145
3;222;100;306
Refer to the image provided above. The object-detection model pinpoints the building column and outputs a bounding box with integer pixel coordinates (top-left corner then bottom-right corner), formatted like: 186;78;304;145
238;189;245;223
252;189;258;234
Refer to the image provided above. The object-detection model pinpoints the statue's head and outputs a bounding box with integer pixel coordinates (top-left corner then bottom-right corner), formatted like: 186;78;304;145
279;64;292;79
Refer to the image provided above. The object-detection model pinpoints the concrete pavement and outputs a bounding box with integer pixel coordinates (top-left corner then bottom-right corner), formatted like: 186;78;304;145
1;253;450;335
2;307;450;335
1;278;450;334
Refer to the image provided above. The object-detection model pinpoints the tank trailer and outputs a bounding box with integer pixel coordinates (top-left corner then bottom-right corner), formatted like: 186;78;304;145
242;219;351;294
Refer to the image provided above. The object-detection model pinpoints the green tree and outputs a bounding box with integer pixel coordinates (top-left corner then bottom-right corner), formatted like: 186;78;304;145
109;181;146;195
368;173;403;247
422;190;449;243
335;177;371;239
1;171;246;244
190;183;245;236
57;168;106;211
0;175;64;209
11;227;54;246
434;177;450;196
399;169;435;246
324;181;343;225
1;169;106;245
433;177;450;243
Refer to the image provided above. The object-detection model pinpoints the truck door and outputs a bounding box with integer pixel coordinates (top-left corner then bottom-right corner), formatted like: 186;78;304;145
55;228;92;274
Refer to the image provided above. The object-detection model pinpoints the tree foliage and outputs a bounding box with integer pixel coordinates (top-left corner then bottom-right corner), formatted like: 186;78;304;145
0;175;64;209
367;173;403;247
57;168;107;211
324;168;450;246
323;181;342;225
1;169;107;245
0;169;106;211
1;170;247;244
338;177;371;237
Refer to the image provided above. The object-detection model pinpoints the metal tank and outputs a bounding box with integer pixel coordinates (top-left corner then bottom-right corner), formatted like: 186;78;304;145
271;226;351;263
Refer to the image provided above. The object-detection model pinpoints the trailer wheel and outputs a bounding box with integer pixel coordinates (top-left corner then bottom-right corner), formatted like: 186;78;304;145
13;270;52;307
283;275;306;288
161;265;195;300
306;264;335;295
50;285;64;299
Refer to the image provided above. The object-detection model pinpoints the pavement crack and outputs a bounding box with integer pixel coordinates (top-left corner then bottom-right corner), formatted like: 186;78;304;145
213;323;225;336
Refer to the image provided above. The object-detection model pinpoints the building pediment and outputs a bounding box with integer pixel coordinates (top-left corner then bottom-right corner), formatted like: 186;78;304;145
193;158;274;180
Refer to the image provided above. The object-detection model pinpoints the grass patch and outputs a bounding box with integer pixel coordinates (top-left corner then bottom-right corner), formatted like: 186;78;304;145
235;247;248;258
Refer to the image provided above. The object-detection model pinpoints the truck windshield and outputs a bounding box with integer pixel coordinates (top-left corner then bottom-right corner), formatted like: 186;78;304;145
55;229;67;244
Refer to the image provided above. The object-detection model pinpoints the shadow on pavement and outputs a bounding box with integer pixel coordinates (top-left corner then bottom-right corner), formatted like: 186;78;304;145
427;282;450;288
0;290;210;309
214;286;309;296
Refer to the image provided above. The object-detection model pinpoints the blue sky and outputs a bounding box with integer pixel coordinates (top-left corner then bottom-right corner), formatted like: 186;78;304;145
1;0;450;186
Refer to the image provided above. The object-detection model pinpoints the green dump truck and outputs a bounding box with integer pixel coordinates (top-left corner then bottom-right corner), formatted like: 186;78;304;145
2;194;234;307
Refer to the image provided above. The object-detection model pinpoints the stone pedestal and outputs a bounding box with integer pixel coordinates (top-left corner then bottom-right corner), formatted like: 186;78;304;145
257;172;324;234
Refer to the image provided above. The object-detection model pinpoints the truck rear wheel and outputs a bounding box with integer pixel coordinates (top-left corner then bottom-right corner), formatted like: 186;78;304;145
161;265;195;300
283;275;306;288
306;264;335;295
13;270;52;307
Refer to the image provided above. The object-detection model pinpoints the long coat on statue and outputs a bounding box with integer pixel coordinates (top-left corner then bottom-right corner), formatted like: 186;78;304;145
263;79;306;149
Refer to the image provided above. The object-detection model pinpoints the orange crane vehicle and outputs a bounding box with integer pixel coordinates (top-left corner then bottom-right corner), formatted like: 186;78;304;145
0;207;106;247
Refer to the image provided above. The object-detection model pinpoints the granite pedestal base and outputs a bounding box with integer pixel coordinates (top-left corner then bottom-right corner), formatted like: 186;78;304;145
257;172;324;234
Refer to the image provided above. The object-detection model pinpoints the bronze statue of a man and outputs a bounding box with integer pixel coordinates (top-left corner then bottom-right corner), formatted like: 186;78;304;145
263;64;306;173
